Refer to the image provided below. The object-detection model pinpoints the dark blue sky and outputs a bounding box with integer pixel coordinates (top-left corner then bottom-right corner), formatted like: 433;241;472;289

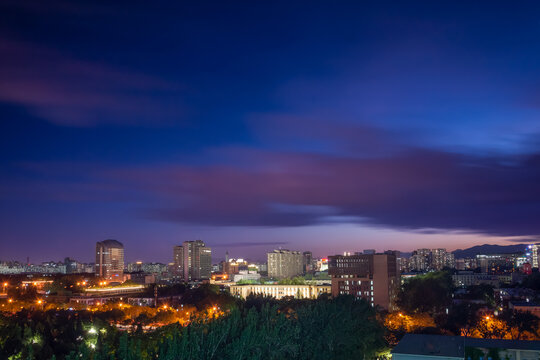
1;1;540;263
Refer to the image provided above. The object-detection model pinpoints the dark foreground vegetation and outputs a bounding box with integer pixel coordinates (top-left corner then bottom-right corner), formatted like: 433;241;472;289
0;295;387;360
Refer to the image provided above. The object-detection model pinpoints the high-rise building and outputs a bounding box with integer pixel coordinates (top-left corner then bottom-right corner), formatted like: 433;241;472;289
408;248;455;271
173;245;184;277
174;240;212;281
64;257;78;274
385;250;403;273
95;239;124;281
432;249;448;270
328;253;399;311
303;251;313;273
267;249;303;279
530;245;539;268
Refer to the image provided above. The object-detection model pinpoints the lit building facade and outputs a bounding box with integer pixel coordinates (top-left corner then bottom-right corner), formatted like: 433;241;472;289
173;245;184;277
173;240;212;281
95;239;124;281
328;253;399;311
230;284;331;299
267;249;303;279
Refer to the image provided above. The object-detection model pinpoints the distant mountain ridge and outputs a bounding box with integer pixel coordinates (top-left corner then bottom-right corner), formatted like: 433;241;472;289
452;243;532;259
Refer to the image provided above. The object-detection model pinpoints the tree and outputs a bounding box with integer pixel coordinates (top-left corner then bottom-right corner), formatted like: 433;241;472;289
500;309;539;340
396;271;453;314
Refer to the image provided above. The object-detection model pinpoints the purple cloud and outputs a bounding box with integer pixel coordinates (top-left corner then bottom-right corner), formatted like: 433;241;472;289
10;131;540;238
0;39;184;126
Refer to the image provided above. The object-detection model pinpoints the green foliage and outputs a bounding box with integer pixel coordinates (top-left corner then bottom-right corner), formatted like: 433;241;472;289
441;302;481;336
396;271;453;314
500;309;540;339
521;273;540;290
277;277;306;285
1;296;387;360
235;279;259;285
464;284;495;306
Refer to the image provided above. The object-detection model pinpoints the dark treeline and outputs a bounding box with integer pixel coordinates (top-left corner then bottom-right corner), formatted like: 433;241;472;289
0;295;387;360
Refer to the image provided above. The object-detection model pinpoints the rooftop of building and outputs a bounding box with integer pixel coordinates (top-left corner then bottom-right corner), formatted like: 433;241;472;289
97;239;123;248
270;249;300;254
392;334;540;358
510;301;540;307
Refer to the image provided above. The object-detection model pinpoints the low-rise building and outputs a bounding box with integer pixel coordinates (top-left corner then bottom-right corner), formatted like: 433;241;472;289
392;334;540;360
452;271;519;287
229;284;331;300
233;272;261;283
509;301;540;318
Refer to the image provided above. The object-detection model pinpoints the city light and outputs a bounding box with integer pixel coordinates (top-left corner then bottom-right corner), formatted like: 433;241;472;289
88;327;97;334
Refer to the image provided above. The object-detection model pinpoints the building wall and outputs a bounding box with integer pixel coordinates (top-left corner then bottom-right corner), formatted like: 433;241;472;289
392;355;460;360
328;253;399;311
179;240;212;281
267;250;303;279
95;240;124;281
229;284;331;300
173;246;183;277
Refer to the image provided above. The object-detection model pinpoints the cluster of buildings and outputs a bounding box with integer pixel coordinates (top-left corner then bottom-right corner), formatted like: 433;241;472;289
226;249;400;311
4;239;540;313
0;259;94;275
404;248;455;272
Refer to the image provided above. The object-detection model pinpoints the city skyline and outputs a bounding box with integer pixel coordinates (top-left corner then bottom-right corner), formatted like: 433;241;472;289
3;1;540;262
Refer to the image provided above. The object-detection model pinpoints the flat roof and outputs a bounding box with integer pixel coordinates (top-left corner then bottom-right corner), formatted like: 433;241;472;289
392;334;540;357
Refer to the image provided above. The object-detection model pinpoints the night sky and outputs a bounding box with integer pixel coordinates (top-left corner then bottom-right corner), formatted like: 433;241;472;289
2;1;540;263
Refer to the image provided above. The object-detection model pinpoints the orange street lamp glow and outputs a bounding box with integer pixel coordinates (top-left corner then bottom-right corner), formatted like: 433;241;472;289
8;299;13;303
3;282;7;287
37;300;42;304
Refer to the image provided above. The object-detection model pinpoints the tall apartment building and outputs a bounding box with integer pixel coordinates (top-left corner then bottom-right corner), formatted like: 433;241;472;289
303;251;313;273
530;245;539;268
267;249;303;279
173;240;212;281
432;249;448;270
408;248;455;271
328;253;399;311
173;245;184;277
95;239;124;281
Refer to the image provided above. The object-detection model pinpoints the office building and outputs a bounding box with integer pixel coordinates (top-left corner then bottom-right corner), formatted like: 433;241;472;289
95;239;124;281
173;240;212;281
267;249;303;279
328;253;399;311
